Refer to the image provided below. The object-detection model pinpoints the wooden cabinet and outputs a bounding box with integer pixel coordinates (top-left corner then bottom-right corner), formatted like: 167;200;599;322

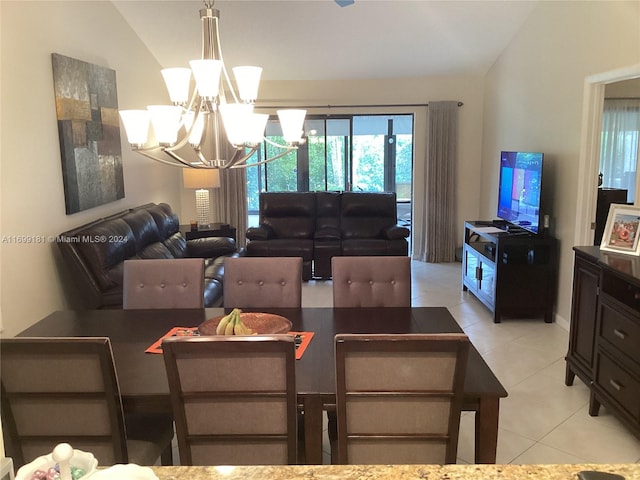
462;221;557;323
567;246;640;439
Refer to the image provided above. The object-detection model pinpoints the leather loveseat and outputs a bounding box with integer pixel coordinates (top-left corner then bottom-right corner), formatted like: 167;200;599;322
57;203;244;308
246;191;409;280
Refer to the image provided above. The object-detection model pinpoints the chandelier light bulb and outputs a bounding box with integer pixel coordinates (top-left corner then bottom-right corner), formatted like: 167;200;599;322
277;109;307;144
220;103;254;146
246;113;269;145
148;105;183;146
189;59;223;99
183;110;206;146
161;67;192;105
119;110;150;146
233;66;262;102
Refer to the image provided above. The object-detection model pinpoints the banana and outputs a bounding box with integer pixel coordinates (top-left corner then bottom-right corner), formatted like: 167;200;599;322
224;311;236;335
216;312;231;335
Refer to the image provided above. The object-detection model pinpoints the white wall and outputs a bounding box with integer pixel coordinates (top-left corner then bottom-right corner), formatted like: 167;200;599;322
0;1;182;337
481;1;640;326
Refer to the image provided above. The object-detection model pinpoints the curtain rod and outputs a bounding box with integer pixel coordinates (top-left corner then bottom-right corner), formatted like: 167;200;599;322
256;101;463;109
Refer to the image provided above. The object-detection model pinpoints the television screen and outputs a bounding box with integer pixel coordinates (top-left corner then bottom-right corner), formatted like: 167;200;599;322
497;151;544;234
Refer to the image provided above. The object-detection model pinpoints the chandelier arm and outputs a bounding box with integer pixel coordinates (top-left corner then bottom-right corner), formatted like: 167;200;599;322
229;145;298;169
213;15;240;104
263;137;297;150
129;147;194;168
224;146;259;168
162;148;203;168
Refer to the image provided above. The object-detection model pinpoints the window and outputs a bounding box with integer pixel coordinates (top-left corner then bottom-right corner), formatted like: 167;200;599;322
247;113;414;224
599;98;640;202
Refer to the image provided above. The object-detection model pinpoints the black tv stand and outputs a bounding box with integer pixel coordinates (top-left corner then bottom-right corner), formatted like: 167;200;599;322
462;221;558;323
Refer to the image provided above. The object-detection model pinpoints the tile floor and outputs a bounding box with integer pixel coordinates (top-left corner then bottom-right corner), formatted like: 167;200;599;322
302;260;640;465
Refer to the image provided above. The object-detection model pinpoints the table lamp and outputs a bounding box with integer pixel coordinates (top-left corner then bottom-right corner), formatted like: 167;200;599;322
182;169;220;227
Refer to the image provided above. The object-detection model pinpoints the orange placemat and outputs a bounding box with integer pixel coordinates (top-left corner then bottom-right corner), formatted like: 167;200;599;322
145;327;200;354
146;327;314;359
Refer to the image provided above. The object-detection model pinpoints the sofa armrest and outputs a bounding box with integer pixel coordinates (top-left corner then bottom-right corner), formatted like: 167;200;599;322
246;226;273;241
186;236;237;258
314;227;341;241
382;224;411;240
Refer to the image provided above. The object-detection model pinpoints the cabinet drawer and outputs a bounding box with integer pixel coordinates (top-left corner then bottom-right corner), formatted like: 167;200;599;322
600;302;640;365
601;270;640;313
596;353;640;423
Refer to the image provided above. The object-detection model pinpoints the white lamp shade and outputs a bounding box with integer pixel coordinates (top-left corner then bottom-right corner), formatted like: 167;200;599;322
233;66;262;102
220;103;253;146
183;168;221;189
147;105;183;145
183;110;206;146
246;113;269;145
119;110;150;145
277;109;307;143
189;59;223;98
161;67;192;104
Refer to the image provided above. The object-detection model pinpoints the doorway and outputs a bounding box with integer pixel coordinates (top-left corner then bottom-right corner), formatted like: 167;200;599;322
574;63;640;246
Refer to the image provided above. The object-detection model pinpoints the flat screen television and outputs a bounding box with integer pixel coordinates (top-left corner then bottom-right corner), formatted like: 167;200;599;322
497;151;544;235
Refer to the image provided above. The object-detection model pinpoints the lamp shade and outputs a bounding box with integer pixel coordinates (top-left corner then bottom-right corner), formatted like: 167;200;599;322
277;109;307;143
183;168;221;189
119;110;150;146
233;66;262;102
161;67;192;104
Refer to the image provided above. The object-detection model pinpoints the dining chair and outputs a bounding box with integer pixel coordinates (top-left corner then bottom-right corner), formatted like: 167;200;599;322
333;333;470;464
162;335;298;465
123;258;204;309
223;256;302;308
0;337;174;468
331;256;411;307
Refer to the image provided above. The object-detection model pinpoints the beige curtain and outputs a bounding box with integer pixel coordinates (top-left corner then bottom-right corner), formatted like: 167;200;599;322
211;145;248;247
413;101;459;263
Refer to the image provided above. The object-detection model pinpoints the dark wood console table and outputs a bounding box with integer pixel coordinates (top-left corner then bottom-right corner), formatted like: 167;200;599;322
567;246;640;440
462;221;558;323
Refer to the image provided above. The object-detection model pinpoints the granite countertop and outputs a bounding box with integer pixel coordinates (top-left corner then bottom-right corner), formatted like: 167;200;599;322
151;464;639;480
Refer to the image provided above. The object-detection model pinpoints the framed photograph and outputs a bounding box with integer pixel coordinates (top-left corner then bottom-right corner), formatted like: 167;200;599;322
600;204;640;256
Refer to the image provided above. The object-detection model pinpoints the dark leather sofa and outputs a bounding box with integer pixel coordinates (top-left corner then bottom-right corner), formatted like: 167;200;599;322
56;203;244;308
246;192;409;280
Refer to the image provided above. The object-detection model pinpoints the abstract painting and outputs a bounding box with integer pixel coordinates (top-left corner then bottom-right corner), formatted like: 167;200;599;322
52;53;124;214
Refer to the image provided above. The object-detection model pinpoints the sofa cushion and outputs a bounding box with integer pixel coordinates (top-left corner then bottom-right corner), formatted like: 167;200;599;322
340;192;398;239
75;218;137;290
139;242;174;259
163;233;188;258
122;210;161;252
145;203;180;238
246;239;314;261
260;192;316;239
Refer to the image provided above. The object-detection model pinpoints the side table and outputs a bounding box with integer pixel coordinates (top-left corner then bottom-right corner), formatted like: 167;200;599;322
179;223;236;241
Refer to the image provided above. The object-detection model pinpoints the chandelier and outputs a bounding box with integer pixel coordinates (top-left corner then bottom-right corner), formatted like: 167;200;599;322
119;1;306;169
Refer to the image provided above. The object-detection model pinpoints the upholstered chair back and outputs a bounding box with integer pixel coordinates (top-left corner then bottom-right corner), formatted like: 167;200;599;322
334;333;470;464
223;257;302;308
0;337;173;468
123;258;205;309
332;256;411;307
162;335;298;465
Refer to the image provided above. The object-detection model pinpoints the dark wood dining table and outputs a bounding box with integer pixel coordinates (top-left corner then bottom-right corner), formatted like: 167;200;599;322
16;307;507;465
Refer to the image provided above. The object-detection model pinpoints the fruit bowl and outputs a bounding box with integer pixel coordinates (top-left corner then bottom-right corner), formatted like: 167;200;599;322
199;312;292;335
15;445;97;480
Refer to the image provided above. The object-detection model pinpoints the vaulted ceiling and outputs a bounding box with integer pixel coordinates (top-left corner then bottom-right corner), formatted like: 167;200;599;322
112;0;538;81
